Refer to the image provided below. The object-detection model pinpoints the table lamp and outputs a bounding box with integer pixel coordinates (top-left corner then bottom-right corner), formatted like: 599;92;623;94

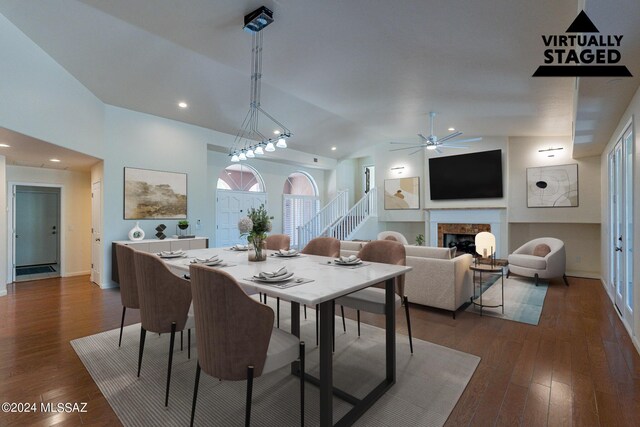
475;231;496;267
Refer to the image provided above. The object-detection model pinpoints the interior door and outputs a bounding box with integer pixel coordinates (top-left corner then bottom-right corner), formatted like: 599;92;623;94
216;190;267;247
15;187;60;266
91;181;102;285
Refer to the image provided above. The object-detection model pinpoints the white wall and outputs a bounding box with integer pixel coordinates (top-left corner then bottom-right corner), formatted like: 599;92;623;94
6;166;93;277
508;136;600;223
0;156;6;296
599;85;640;345
0;13;104;158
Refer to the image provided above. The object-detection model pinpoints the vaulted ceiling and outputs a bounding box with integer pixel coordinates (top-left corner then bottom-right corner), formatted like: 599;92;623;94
0;0;637;159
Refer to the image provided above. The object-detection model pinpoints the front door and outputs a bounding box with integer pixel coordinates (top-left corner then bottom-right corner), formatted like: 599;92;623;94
216;190;267;247
15;186;60;267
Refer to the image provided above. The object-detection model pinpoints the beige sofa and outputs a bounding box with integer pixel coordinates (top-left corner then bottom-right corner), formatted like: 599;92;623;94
340;241;473;318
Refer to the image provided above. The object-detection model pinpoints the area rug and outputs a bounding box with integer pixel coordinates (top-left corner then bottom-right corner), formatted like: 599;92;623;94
465;275;548;325
71;306;480;427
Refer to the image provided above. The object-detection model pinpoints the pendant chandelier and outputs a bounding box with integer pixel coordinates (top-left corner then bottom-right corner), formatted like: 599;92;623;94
230;6;292;162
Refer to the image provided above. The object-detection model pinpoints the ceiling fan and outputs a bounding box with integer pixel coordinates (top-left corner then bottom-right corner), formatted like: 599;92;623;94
390;112;482;154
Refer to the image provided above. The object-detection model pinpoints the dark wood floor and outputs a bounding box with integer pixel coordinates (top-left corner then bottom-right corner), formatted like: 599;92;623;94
0;275;638;426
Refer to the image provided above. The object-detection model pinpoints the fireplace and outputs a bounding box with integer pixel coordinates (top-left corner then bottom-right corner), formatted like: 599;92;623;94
427;208;506;258
438;223;491;255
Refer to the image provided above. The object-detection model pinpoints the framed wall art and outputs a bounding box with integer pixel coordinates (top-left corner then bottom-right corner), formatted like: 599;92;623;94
124;167;187;219
526;163;578;207
384;176;420;210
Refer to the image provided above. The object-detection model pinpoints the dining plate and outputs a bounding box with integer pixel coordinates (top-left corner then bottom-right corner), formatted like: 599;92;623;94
230;246;249;251
334;260;362;266
252;272;295;282
158;253;185;259
273;253;300;258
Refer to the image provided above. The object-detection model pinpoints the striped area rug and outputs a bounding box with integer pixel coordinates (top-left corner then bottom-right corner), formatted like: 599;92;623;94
71;306;479;426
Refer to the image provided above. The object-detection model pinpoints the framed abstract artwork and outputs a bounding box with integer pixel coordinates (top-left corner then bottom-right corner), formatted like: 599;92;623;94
526;164;578;207
124;167;188;219
384;177;420;210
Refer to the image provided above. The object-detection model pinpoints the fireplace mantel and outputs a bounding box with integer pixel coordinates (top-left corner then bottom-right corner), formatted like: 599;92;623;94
426;208;508;258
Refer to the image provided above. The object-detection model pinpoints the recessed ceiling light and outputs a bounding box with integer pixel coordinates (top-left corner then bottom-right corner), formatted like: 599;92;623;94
178;101;188;109
448;127;455;132
0;143;10;148
331;146;337;151
50;158;61;162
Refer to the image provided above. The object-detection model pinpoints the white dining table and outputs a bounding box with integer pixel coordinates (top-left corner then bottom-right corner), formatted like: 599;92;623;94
163;247;412;427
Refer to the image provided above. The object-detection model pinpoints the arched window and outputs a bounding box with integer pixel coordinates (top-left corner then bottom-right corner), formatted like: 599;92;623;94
215;164;266;248
217;164;265;192
283;172;320;248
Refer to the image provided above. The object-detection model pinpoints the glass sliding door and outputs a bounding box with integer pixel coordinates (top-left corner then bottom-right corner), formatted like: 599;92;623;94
608;123;634;329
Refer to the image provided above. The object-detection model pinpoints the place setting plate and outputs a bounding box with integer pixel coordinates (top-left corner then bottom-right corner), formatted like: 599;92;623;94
157;251;187;259
271;250;302;258
246;267;314;288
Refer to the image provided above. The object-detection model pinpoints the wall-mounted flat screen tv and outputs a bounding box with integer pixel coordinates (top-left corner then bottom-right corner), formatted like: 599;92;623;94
429;149;503;200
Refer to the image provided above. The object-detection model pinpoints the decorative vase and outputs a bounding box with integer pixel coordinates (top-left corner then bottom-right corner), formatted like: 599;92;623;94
128;222;145;241
248;236;267;262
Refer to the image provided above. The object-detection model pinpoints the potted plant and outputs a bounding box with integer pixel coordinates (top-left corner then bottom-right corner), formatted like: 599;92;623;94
415;233;425;246
238;204;273;261
178;220;189;230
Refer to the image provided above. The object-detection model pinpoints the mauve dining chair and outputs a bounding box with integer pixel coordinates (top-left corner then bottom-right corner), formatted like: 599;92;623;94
114;244;139;348
133;251;194;407
188;264;305;427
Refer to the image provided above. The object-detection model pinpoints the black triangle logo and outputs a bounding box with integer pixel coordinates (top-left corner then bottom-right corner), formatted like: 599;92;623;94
566;11;599;33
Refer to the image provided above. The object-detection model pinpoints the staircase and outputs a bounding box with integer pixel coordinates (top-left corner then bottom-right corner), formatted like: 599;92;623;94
296;190;348;249
325;188;377;241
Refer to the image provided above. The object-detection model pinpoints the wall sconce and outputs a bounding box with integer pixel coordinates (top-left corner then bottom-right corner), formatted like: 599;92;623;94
538;147;563;158
390;166;405;174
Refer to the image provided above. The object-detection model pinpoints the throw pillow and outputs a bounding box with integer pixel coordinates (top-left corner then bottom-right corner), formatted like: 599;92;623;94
532;243;551;257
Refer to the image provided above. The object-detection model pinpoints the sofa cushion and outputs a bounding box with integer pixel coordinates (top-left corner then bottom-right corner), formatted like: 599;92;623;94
508;253;547;270
533;243;551;257
404;245;452;260
340;241;365;252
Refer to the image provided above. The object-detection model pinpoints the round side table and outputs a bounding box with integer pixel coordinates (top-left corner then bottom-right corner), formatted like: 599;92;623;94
470;263;506;316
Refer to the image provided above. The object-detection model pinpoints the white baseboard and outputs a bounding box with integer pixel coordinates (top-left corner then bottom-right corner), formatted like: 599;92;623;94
100;281;119;290
566;270;601;280
63;270;91;277
0;289;6;297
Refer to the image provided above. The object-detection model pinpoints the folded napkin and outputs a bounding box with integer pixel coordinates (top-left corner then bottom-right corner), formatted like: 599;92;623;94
160;250;184;256
336;255;360;263
258;267;288;279
233;244;249;250
278;249;298;256
191;256;219;264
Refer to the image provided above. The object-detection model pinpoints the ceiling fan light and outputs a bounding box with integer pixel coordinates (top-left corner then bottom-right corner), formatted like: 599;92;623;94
276;137;287;148
426;145;437;150
231;153;240;162
265;141;276;152
246;148;255;158
254;145;264;155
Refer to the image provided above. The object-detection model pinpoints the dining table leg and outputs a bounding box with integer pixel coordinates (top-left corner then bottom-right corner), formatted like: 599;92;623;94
319;300;334;427
290;301;301;375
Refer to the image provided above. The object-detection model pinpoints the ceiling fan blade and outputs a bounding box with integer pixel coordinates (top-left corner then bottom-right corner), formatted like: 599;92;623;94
390;145;426;152
437;131;463;143
447;137;482;144
435;148;443;154
418;133;429;142
409;148;424;155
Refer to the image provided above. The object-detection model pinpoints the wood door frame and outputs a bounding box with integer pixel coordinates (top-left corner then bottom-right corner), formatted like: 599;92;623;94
7;182;64;284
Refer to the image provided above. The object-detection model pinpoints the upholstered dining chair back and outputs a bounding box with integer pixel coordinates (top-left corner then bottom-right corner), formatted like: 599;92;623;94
189;265;274;380
358;240;406;297
133;251;192;334
265;234;290;250
301;237;340;258
115;244;139;309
